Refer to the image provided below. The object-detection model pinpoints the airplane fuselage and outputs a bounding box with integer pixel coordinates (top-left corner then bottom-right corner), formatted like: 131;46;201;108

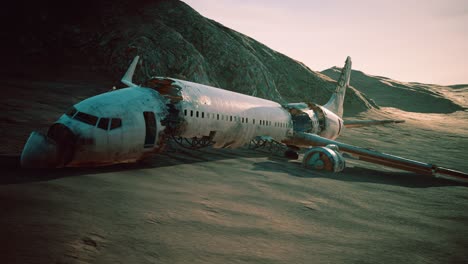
20;74;344;167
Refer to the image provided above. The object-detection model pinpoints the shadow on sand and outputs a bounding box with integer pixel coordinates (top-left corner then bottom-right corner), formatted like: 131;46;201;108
252;159;468;188
1;148;466;188
0;147;268;185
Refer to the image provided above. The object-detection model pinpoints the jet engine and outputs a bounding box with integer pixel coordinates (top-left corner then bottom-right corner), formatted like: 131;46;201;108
302;144;346;172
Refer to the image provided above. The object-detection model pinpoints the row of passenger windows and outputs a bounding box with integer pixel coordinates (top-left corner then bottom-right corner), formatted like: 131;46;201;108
183;109;290;128
66;107;122;130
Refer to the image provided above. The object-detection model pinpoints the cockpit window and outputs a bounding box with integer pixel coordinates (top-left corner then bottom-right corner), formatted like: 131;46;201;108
110;118;122;130
67;107;120;130
66;107;77;118
97;118;110;130
74;112;98;126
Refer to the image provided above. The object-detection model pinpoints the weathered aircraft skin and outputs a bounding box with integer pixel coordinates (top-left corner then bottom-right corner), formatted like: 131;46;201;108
171;78;293;148
20;56;468;182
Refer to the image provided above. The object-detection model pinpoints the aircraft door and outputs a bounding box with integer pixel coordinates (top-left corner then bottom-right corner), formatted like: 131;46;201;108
143;111;157;148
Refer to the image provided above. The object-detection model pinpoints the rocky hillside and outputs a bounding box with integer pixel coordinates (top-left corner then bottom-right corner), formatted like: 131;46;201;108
322;67;465;113
2;0;375;116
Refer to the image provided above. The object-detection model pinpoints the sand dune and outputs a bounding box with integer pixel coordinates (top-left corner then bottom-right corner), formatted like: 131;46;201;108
1;142;467;264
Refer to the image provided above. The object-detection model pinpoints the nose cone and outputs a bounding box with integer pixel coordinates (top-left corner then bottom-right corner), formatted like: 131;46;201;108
21;131;60;168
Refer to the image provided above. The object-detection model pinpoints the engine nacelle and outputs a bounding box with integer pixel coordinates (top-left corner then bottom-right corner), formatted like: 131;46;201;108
302;144;346;172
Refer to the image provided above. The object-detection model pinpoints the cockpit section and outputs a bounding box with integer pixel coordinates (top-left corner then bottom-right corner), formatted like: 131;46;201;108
66;107;122;131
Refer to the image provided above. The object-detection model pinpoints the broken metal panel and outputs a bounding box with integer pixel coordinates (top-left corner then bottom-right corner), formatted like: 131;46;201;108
168;78;293;148
285;102;343;140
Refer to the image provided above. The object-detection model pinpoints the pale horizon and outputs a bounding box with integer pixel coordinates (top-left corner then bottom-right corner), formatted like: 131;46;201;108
183;0;468;85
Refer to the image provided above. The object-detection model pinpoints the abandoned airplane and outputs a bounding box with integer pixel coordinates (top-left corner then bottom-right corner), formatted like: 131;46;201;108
20;56;468;182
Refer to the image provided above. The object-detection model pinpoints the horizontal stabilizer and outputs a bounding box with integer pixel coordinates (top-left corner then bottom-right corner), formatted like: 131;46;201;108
344;119;405;128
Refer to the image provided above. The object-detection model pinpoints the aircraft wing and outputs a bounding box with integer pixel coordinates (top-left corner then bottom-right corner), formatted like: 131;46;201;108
292;132;468;181
344;119;405;128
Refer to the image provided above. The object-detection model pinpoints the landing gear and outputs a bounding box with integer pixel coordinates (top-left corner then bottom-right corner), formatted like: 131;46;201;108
171;131;216;150
284;149;299;160
248;136;288;154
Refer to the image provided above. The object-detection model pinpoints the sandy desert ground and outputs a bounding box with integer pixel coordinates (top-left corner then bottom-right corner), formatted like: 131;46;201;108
0;76;467;264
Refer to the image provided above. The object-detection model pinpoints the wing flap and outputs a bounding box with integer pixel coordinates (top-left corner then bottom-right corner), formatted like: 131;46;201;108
344;119;405;128
291;132;468;181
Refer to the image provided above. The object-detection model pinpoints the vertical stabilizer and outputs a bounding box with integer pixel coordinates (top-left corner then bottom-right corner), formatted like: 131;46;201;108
323;56;352;117
121;56;140;87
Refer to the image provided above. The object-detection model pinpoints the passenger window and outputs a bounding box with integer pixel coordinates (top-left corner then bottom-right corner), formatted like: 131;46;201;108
74;112;98;126
246;118;248;123
190;110;193;117
110;118;122;130
196;111;199;118
253;119;255;124
98;118;110;130
202;112;204;118
184;109;187;116
230;116;232;122
217;114;219;120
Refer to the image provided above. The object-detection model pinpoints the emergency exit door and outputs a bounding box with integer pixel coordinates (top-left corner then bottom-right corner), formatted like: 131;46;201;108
143;111;156;148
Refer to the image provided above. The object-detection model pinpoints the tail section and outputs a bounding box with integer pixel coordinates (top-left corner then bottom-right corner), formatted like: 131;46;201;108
121;56;140;87
323;56;352;118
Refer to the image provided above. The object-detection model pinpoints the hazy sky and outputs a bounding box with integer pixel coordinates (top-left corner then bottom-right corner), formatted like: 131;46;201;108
183;0;468;85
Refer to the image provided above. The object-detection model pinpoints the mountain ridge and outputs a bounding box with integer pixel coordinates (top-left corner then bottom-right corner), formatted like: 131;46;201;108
2;0;375;116
322;67;464;113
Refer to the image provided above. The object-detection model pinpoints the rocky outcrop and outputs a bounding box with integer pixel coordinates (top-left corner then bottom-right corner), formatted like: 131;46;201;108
4;0;375;116
322;67;464;113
